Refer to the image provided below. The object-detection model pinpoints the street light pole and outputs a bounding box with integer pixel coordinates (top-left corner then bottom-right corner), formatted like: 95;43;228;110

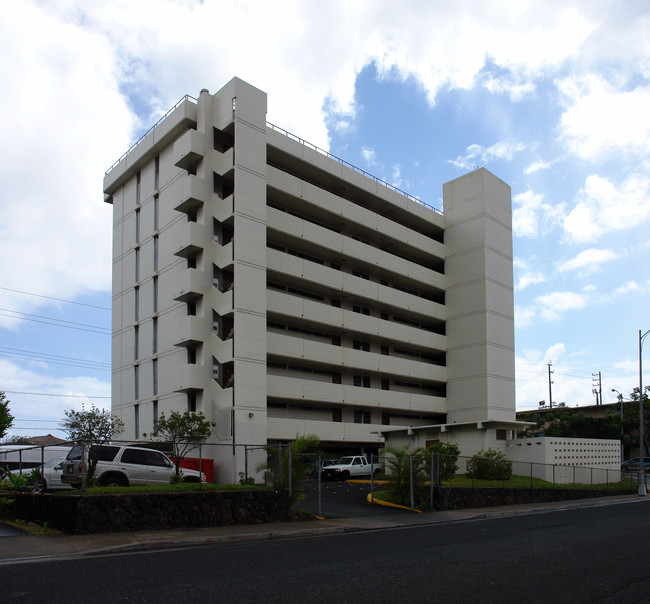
612;388;624;462
638;329;649;496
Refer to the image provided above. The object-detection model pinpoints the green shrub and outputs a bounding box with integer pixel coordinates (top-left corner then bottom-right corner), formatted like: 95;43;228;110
424;442;460;483
466;448;513;481
380;444;428;508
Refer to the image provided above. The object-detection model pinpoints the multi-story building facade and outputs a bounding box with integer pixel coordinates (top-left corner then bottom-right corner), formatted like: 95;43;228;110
104;77;523;480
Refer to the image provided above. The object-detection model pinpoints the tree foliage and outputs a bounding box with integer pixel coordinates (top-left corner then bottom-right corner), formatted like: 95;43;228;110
425;441;461;483
0;392;14;440
152;410;212;476
380;443;432;507
261;434;320;502
466;448;513;481
59;404;124;480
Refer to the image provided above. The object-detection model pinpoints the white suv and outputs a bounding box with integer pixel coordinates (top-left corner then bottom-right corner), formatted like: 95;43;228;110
61;444;205;487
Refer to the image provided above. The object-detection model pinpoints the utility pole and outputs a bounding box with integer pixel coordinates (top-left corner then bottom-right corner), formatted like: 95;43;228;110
592;372;602;405
548;362;554;409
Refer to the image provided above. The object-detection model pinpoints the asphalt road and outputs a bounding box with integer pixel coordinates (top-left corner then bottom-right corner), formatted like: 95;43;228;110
5;499;650;603
298;479;414;518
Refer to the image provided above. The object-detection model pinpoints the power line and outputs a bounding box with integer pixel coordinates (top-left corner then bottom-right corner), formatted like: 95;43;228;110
0;310;110;335
0;286;110;310
2;390;110;399
0;347;110;371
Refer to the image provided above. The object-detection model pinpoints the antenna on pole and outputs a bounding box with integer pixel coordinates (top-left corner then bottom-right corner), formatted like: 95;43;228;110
592;372;602;405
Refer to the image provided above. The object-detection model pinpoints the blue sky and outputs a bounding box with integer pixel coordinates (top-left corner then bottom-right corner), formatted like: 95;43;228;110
1;1;649;438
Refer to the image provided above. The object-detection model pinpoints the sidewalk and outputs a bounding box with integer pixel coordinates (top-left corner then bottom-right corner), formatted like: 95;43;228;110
0;493;641;564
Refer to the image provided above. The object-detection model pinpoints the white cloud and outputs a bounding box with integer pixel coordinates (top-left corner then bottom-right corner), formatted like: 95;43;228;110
449;141;526;171
614;281;640;296
558;74;650;162
512;189;564;239
524;159;552;174
563;174;650;243
536;291;587;321
0;359;110;438
557;248;618;275
515;305;536;329
513;258;545;291
361;146;378;166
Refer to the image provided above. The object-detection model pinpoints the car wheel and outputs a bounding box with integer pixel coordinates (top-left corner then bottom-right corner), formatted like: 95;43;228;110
182;477;200;483
34;478;47;494
341;470;350;481
100;474;128;487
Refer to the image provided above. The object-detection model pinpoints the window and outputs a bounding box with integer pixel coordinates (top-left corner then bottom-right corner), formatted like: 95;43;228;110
353;305;370;315
187;300;196;316
353;270;370;280
152;317;158;353
188;393;196;413
332;408;342;422
213;358;220;382
353;340;370;352
134;325;139;360
354;410;371;424
154;195;159;230
496;429;507;441
134;404;140;437
188;345;197;364
353;375;370;388
153;235;159;271
152;359;158;396
152;276;158;312
154;155;160;190
136;171;141;205
135;208;140;243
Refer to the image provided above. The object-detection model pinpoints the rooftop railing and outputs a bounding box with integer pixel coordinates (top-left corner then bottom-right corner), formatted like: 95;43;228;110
267;121;442;215
105;94;198;175
103;93;443;216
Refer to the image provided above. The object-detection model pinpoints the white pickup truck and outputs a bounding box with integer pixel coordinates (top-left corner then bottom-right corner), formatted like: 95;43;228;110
320;455;382;481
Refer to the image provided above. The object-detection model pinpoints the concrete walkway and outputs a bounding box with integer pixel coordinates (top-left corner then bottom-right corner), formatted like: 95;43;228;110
0;493;642;564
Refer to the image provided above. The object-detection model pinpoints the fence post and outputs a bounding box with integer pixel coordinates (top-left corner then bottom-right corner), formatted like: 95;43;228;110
317;454;322;518
199;443;203;490
287;444;292;497
409;456;414;511
573;465;576;488
430;452;435;511
590;467;593;489
370;453;374;503
552;464;555;488
530;462;533;489
244;445;248;485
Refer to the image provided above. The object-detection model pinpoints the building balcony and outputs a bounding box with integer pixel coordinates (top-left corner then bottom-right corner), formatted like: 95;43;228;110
174;175;210;214
267;416;383;443
173;315;206;348
173;129;204;171
174;363;206;393
213;147;234;176
267;375;446;415
173;221;207;259
173;268;205;302
214;194;234;223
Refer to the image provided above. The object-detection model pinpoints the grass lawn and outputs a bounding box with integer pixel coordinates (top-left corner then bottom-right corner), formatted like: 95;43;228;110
58;483;266;495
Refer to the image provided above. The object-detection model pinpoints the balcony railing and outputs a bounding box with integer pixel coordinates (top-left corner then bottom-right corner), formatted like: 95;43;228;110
267;121;442;215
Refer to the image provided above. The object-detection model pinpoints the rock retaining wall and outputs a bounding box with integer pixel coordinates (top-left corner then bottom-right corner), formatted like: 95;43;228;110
432;486;634;510
11;489;292;534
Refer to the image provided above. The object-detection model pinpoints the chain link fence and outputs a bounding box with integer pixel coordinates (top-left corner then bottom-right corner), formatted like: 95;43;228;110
1;443;642;514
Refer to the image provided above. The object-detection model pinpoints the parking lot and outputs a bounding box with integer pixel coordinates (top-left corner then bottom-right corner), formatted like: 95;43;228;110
298;479;415;519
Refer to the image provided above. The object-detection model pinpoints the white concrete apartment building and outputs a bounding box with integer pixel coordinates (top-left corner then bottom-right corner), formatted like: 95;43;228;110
103;77;523;478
